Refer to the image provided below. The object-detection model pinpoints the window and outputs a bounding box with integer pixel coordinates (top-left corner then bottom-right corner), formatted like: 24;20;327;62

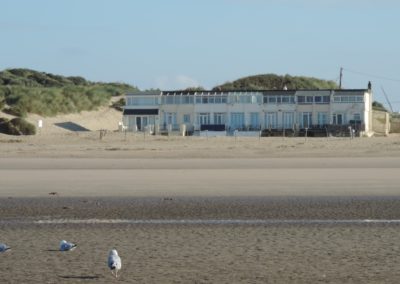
183;114;191;124
348;96;356;102
182;96;193;104
333;96;363;103
132;97;158;106
323;96;330;103
283;112;294;128
195;96;202;104
165;112;177;126
299;112;312;128
214;113;226;125
165;96;175;104
250;112;260;129
297;96;305;103
197;113;210;125
332;113;344;125
239;95;251;104
230;112;245;129
317;112;328;126
314;96;322;103
281;96;290;104
268;96;277;104
306;96;313;103
353;113;361;121
265;112;278;129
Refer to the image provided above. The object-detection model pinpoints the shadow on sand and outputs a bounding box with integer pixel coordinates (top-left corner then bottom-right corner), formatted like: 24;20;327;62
54;122;90;132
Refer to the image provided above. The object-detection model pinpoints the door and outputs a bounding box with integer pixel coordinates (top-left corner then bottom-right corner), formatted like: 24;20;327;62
136;117;142;131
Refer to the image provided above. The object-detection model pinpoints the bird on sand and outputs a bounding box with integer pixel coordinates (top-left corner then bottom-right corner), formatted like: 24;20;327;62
0;243;11;253
59;240;77;251
108;249;122;278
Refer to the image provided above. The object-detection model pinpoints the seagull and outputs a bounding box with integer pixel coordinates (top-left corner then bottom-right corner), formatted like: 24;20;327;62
108;249;122;278
0;243;11;253
59;240;77;251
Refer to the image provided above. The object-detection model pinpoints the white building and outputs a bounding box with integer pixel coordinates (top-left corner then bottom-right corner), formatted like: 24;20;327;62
123;86;372;136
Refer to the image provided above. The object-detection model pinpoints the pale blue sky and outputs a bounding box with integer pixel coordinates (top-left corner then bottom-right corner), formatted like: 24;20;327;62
1;0;400;110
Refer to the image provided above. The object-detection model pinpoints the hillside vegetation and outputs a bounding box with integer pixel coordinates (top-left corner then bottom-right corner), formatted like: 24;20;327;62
0;68;138;117
213;74;338;90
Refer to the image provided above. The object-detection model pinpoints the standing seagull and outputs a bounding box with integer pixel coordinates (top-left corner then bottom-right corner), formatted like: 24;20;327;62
108;249;122;278
59;240;77;251
0;243;11;253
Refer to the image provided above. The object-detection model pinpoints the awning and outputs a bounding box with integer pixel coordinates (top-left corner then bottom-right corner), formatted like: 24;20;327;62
123;109;159;115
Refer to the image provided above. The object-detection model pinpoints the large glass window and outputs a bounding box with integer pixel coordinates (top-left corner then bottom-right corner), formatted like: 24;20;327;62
333;96;363;103
197;113;210;125
297;96;305;104
183;114;191;124
239;95;251;103
214;113;226;125
283;112;294;128
250;112;260;129
317;112;328;126
230;112;245;129
165;112;177;126
132;97;158;106
353;113;361;121
299;112;312;128
182;96;194;104
165;96;175;104
332;113;344;125
265;112;278;129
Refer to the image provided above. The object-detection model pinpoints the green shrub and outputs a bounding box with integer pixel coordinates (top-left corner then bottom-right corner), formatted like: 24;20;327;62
213;74;338;91
0;117;22;135
111;98;126;112
0;68;139;117
10;117;36;135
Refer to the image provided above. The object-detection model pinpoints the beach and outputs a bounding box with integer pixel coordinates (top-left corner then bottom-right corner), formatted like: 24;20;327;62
1;133;400;283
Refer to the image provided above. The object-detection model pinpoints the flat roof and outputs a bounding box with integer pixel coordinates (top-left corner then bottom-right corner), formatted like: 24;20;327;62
127;89;368;96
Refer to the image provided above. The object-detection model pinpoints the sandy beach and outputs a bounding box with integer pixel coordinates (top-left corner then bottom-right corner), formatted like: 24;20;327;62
1;131;400;283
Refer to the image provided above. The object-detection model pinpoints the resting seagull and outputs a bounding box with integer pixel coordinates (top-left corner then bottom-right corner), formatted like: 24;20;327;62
0;243;11;253
59;240;77;251
108;249;122;278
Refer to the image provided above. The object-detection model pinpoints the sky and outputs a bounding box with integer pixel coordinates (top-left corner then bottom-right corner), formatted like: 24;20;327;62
1;0;400;110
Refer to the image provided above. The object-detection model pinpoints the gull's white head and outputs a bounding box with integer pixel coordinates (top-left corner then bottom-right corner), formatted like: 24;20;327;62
109;249;118;256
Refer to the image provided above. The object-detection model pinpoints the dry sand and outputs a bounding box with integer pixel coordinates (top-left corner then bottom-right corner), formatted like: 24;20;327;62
1;117;400;283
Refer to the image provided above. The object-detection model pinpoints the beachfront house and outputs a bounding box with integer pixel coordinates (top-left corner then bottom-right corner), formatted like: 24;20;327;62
123;84;373;137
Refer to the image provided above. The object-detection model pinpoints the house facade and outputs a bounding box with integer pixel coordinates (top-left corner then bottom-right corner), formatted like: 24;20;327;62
123;87;372;136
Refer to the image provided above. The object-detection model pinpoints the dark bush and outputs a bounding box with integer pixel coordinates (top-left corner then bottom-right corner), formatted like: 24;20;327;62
111;98;125;112
10;118;36;135
0;117;36;135
0;118;20;135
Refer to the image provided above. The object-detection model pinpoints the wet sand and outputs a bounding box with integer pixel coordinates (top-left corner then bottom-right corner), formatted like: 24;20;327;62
2;197;400;283
1;135;400;283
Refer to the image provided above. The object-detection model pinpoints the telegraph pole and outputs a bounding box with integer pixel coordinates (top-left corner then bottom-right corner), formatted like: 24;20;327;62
339;67;343;89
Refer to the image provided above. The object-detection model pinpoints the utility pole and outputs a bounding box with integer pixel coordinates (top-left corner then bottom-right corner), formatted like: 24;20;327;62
339;67;343;89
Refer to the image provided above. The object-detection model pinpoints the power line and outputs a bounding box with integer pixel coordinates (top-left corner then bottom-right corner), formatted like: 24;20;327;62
342;68;400;83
